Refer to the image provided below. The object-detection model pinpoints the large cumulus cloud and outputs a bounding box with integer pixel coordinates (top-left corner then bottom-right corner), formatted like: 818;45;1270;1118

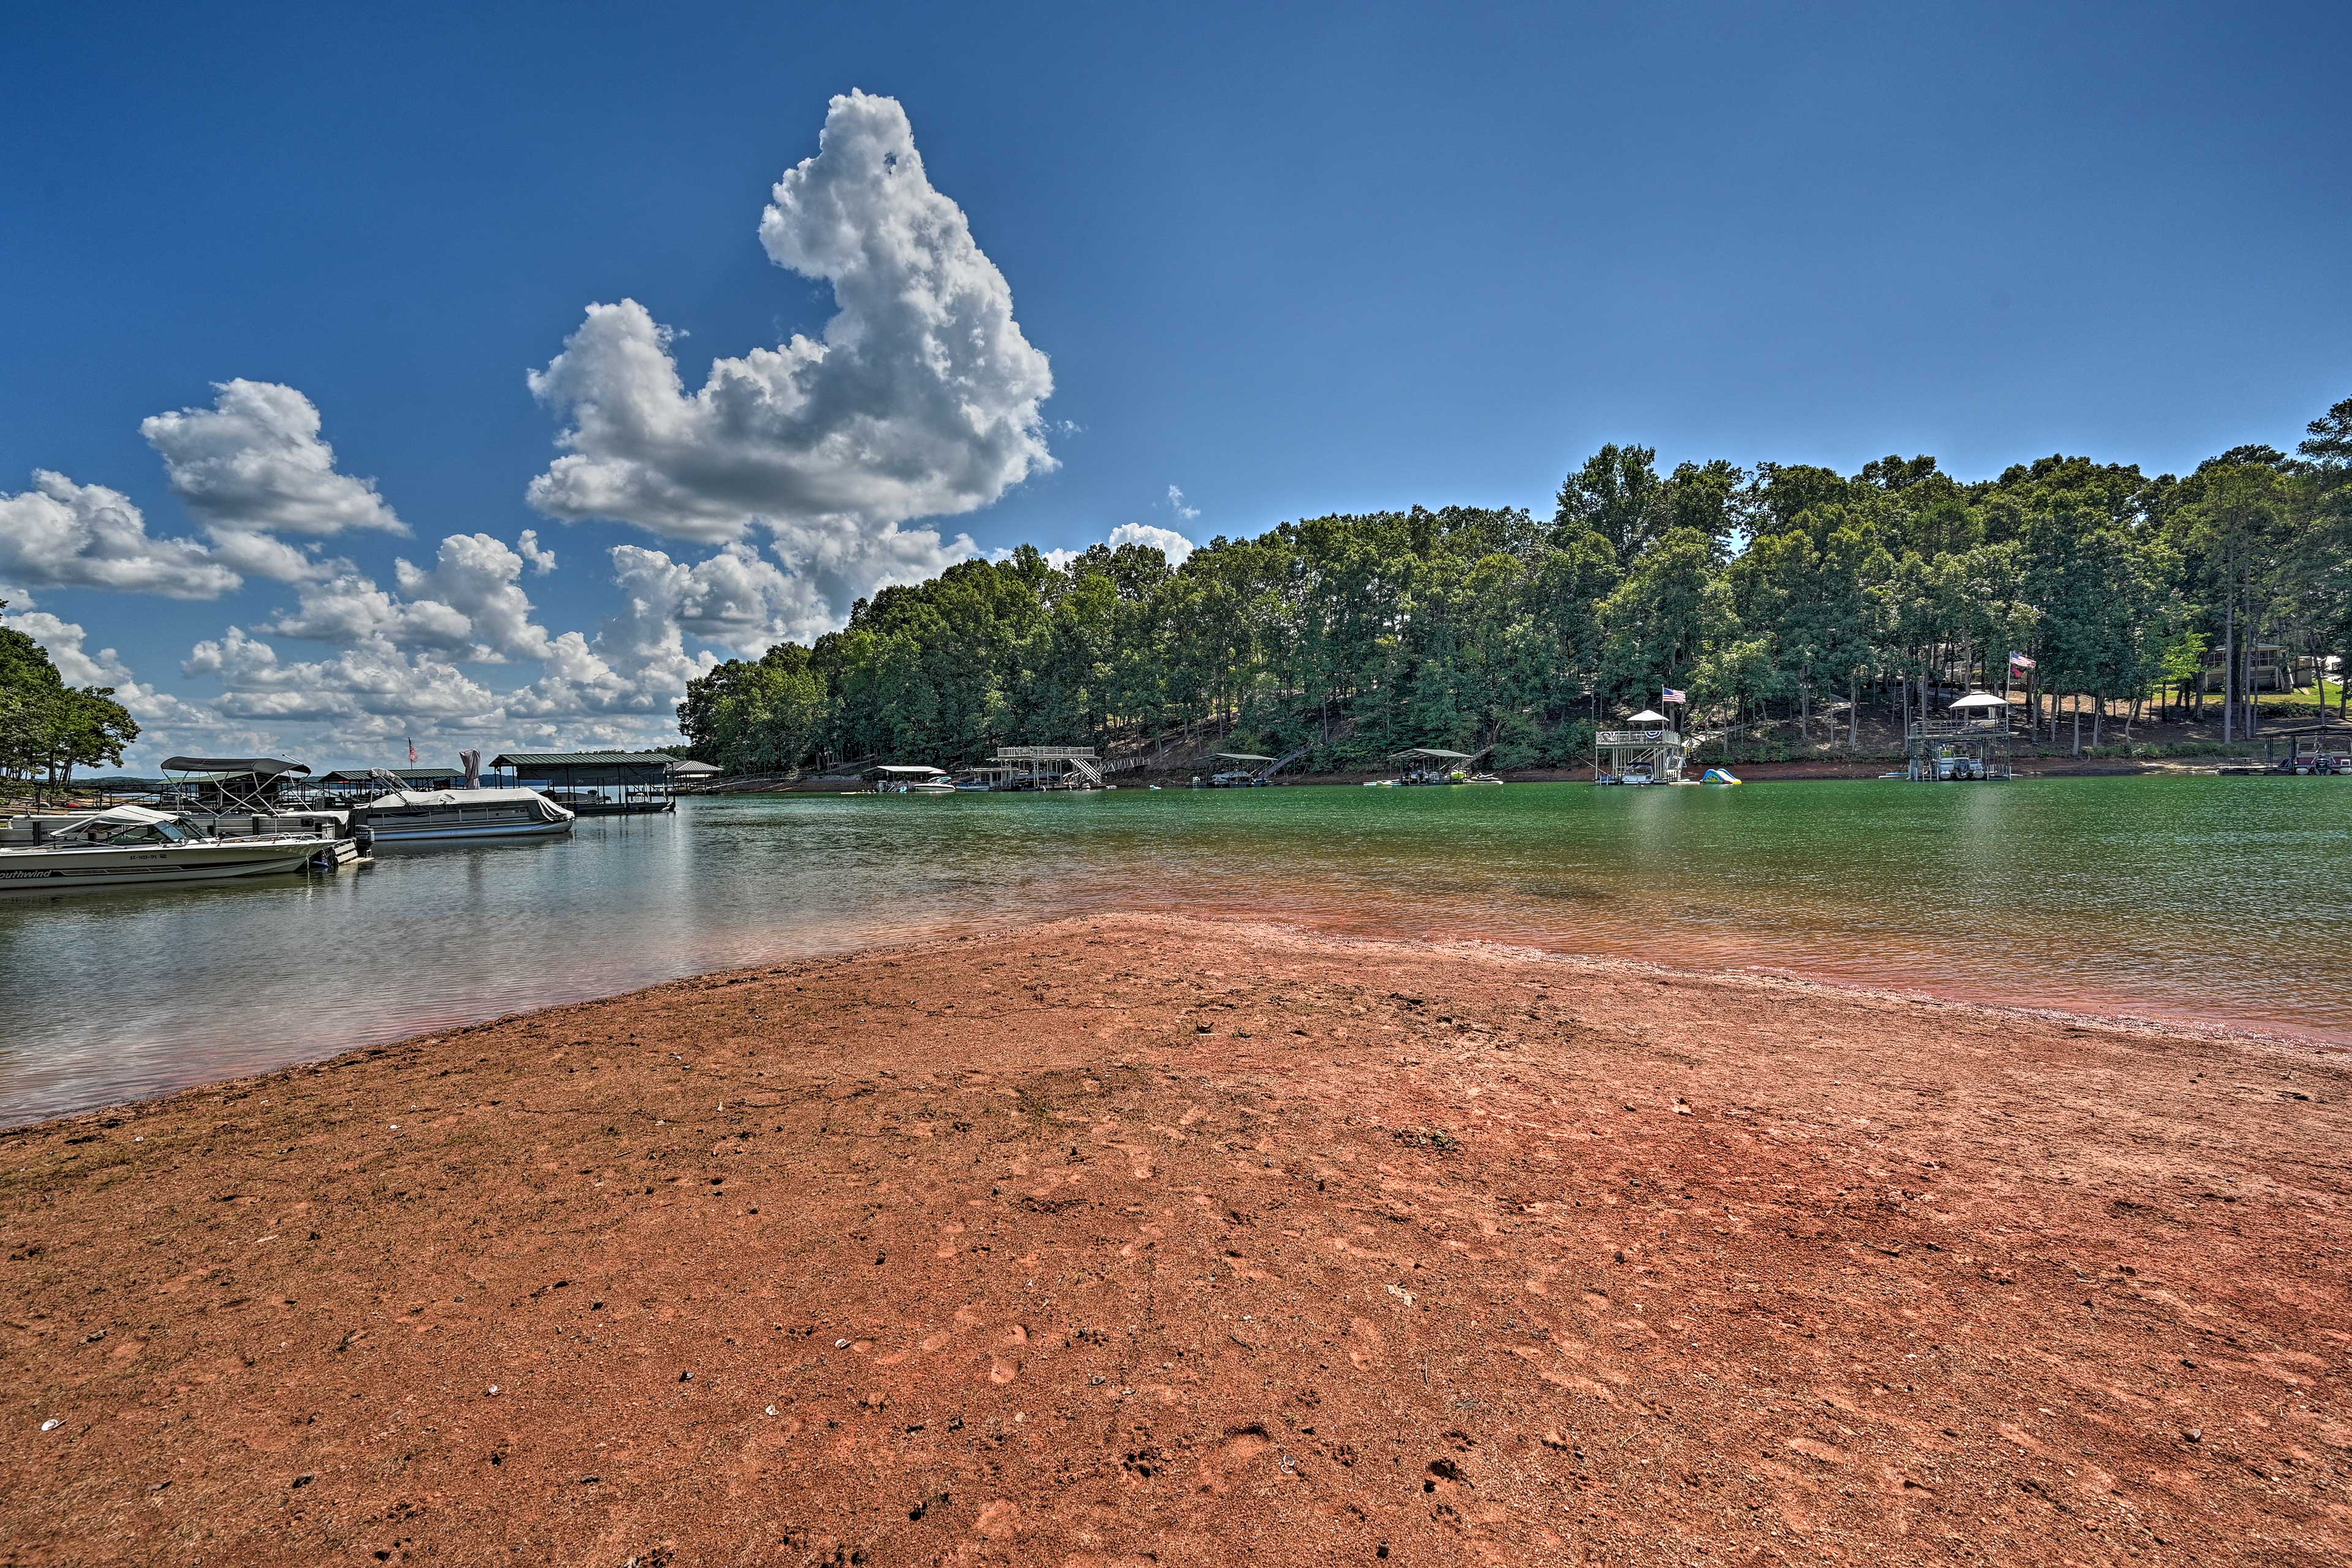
525;89;1054;625
0;472;240;600
141;379;406;582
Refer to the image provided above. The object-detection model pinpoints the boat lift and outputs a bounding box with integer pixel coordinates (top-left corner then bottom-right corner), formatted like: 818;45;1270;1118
1197;752;1276;787
862;764;956;794
1381;747;1499;785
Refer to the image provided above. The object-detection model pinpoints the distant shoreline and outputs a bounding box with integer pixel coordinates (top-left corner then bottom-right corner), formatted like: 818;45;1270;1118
720;755;2234;793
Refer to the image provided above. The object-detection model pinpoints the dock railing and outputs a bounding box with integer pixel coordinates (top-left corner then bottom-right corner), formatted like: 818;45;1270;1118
1907;717;2018;739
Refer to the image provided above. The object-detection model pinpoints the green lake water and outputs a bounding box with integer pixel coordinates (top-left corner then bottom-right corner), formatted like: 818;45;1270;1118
1;776;2345;1123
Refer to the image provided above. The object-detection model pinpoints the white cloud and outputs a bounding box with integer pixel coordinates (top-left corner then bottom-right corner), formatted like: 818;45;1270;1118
508;543;813;721
1166;484;1200;521
141;380;405;584
257;533;556;663
1110;521;1196;565
1044;522;1199;571
525;89;1052;630
185;626;502;729
516;528;557;574
205;527;344;586
9;609;133;687
0;471;241;600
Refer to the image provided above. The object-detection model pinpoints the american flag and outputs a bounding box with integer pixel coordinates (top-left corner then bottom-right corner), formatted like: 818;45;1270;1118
407;735;418;765
2008;652;2035;674
1661;687;1687;704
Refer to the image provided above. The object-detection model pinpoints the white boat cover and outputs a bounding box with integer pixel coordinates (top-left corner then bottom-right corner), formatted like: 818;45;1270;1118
359;787;573;817
51;804;181;832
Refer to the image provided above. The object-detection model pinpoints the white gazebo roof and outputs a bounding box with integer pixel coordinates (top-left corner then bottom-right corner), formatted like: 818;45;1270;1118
1626;709;1668;724
1948;692;2011;709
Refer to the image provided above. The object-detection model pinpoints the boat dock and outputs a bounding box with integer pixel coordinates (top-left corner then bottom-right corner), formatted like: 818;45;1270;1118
1902;693;2018;781
964;746;1105;791
1594;712;1686;785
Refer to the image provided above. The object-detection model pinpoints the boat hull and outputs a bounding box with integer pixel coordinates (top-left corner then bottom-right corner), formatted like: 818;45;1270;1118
0;841;319;892
363;818;575;843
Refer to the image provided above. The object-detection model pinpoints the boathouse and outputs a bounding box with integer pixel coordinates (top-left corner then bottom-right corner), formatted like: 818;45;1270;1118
1594;713;1686;785
966;746;1103;791
488;752;679;814
1904;692;2017;781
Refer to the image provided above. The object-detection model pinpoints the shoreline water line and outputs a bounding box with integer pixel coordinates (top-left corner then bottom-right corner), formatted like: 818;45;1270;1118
2;777;2346;1123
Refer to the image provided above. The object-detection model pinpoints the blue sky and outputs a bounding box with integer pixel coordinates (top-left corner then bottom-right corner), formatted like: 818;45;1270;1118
4;2;2347;769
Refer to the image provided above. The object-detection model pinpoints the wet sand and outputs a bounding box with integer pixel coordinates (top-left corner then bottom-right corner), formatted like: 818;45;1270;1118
3;915;2348;1566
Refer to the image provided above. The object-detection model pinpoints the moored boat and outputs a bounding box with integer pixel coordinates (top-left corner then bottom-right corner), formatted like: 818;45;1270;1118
348;787;575;843
0;805;326;892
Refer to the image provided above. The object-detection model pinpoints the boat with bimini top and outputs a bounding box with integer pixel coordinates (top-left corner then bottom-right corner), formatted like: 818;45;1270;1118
0;805;329;892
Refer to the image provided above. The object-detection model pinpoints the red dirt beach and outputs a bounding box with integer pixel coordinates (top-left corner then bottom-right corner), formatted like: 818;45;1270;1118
3;914;2348;1566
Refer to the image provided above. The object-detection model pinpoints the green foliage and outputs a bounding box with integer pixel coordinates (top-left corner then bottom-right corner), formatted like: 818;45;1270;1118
678;402;2352;769
0;601;140;799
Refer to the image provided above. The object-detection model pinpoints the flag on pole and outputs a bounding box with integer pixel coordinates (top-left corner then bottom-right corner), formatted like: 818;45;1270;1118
1661;688;1687;704
2008;652;2035;676
407;735;418;765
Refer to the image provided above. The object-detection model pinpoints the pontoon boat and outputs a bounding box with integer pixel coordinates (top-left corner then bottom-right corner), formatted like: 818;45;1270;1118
348;787;575;843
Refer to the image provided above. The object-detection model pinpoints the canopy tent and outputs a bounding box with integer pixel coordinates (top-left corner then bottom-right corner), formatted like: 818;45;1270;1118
1624;710;1668;725
667;759;723;777
1389;747;1475;761
865;764;948;777
1948;692;2013;710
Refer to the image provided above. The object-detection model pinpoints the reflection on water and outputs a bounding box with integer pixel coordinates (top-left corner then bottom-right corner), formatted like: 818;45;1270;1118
1;777;2346;1123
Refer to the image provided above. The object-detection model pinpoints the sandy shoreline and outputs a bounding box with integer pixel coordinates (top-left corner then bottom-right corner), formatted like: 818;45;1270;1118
4;914;2348;1565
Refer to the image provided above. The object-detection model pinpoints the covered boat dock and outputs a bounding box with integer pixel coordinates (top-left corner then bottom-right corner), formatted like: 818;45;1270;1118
1199;752;1276;787
1594;714;1686;785
963;746;1104;791
1904;693;2017;781
489;752;679;815
2233;723;2352;776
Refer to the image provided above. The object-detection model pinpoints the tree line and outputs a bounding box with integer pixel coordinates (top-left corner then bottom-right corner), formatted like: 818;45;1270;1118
679;398;2352;774
0;602;140;801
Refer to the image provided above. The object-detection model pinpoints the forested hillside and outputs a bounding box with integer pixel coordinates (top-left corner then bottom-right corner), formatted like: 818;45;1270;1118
679;398;2352;774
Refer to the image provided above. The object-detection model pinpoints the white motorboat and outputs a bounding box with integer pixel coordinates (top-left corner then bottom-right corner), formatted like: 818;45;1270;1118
0;805;325;892
348;786;575;843
864;764;959;794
